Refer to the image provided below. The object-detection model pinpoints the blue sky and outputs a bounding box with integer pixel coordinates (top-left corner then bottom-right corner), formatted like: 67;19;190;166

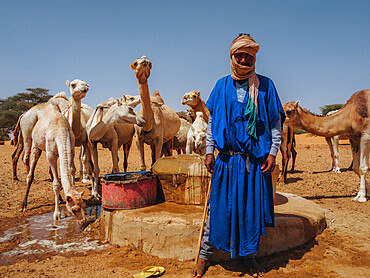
1;0;369;113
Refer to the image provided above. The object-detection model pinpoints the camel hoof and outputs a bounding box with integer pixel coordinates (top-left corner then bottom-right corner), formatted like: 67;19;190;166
352;196;367;203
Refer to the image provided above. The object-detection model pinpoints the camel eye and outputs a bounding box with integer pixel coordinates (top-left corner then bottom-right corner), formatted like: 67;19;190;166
71;84;76;88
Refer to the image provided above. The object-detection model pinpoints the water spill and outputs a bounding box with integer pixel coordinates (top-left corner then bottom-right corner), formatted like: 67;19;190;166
0;205;106;265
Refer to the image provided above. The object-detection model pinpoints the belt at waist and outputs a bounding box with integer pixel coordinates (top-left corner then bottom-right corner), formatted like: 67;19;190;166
221;150;248;156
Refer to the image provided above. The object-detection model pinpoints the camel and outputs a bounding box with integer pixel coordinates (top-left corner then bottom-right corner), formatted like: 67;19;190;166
186;112;208;155
324;109;352;173
162;112;192;156
278;120;297;184
12;79;89;181
283;89;370;202
86;98;146;198
12;92;69;180
181;91;209;123
121;94;141;108
20;98;87;227
131;56;181;170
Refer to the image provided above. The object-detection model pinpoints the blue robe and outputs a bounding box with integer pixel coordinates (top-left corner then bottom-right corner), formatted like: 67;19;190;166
206;74;285;258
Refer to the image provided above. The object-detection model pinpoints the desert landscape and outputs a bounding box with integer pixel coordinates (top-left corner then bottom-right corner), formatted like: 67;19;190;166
0;134;369;278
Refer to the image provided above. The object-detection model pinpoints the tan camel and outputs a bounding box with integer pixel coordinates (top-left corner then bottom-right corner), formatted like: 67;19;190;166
284;89;370;202
20;98;87;227
162;112;192;156
181;91;209;123
12;79;89;181
278;121;297;183
86;98;146;198
131;56;181;170
325;109;352;173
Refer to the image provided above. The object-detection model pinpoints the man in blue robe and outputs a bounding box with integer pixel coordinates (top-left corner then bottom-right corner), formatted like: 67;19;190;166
191;34;285;278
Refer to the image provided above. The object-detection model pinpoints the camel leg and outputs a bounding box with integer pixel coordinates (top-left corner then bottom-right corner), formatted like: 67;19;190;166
81;143;92;183
12;140;24;181
353;135;369;202
89;141;101;199
135;130;146;171
290;143;297;172
325;137;337;172
152;138;163;167
22;135;33;174
46;151;62;223
78;146;84;181
332;135;341;173
110;138;119;173
20;147;42;212
123;139;133;172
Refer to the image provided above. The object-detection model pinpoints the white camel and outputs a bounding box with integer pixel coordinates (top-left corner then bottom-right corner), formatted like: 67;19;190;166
20;98;87;227
12;79;89;181
186;112;208;155
86;98;146;199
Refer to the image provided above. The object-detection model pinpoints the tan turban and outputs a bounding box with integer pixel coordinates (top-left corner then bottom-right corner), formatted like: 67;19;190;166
230;35;260;113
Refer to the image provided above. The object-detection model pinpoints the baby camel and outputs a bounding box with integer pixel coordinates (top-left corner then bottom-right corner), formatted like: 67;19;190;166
186;112;208;155
20;98;87;226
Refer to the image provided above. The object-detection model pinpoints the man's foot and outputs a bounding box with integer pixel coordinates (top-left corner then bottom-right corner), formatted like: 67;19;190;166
190;258;211;278
244;258;264;278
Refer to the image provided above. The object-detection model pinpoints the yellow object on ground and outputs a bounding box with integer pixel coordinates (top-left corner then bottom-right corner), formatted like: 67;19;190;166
133;266;165;278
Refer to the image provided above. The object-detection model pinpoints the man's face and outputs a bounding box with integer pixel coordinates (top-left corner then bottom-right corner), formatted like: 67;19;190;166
234;52;254;67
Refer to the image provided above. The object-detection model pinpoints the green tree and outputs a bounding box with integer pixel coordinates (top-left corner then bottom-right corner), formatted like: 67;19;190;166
0;88;52;140
319;104;344;116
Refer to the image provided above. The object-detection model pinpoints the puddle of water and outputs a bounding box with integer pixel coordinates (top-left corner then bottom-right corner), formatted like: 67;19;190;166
0;205;106;265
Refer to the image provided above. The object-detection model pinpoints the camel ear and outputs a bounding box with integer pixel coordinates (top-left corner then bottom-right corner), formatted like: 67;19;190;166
79;191;84;197
121;95;127;102
66;80;71;87
197;91;201;96
294;101;300;108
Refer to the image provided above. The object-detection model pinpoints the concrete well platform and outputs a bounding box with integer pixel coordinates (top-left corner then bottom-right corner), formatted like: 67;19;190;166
101;192;326;261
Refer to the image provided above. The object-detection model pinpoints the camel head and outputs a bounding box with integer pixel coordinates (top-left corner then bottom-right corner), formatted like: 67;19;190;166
130;56;152;84
121;94;141;108
103;99;146;127
283;101;302;126
65;191;87;227
182;91;201;106
187;107;196;122
66;79;89;100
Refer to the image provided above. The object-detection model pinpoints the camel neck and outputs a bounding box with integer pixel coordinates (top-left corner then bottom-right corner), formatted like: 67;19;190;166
69;96;82;139
298;107;350;137
138;81;153;132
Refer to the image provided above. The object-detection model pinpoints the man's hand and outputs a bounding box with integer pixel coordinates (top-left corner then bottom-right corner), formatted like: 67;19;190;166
261;154;276;173
205;154;215;173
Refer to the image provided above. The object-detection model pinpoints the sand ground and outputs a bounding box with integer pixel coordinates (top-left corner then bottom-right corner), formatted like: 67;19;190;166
0;134;369;277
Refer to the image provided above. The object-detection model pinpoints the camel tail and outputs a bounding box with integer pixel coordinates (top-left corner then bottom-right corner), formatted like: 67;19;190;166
13;114;24;146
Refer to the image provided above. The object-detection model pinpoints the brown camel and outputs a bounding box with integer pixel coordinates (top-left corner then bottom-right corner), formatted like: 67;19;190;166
278;121;297;184
181;91;209;123
284;89;370;202
131;56;181;170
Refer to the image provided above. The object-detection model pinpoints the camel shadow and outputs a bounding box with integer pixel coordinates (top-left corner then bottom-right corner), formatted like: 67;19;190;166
287;169;303;174
284;177;303;184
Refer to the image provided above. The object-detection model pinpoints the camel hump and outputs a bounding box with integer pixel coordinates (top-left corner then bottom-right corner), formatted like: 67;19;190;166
53;91;68;100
